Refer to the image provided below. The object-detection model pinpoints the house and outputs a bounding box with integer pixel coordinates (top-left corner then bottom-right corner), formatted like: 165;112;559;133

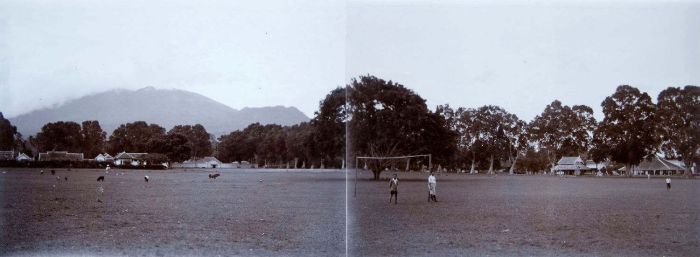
38;151;84;161
95;153;115;162
0;150;15;161
16;153;32;161
199;156;222;168
173;156;222;168
552;156;589;175
632;156;685;176
114;152;148;166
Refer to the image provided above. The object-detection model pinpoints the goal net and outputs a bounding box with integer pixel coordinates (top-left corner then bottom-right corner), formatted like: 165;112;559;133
355;154;432;172
353;154;432;197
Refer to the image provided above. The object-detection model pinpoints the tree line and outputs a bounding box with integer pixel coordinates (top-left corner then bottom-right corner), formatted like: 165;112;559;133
1;76;697;179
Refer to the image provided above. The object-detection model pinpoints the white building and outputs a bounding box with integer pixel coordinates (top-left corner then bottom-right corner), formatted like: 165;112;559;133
173;156;222;168
552;156;589;176
16;153;32;161
95;153;115;162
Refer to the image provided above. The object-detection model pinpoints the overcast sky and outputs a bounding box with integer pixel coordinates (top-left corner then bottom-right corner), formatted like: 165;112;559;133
0;0;346;118
347;0;699;121
1;0;698;121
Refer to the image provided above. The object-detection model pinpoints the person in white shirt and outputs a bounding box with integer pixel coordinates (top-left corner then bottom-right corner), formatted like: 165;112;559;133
428;171;437;202
666;177;671;191
389;174;399;204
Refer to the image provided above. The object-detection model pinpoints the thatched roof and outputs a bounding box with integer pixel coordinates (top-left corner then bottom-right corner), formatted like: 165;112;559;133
633;157;685;172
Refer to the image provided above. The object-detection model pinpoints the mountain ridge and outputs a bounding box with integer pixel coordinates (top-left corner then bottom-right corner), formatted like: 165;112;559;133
8;87;310;137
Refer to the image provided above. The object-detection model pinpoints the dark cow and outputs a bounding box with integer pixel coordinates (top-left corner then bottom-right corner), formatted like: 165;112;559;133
208;173;221;179
97;176;105;182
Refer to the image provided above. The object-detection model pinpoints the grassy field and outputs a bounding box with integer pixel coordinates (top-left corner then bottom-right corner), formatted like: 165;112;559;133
0;168;345;256
1;168;698;256
348;171;699;256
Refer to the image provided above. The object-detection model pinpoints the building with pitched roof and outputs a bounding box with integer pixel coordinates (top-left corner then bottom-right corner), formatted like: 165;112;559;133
632;156;685;176
38;151;84;161
553;156;590;175
0;150;16;161
95;153;115;162
114;152;148;166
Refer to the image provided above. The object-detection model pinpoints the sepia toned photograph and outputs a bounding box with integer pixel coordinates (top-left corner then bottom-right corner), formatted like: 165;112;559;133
1;0;698;256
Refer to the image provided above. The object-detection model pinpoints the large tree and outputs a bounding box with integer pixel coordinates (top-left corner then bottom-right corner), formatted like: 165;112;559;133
0;112;21;151
80;120;106;158
656;85;700;177
451;107;480;173
594;85;658;176
468;105;523;174
341;75;456;179
217;123;273;165
284;122;315;168
108;121;166;153
528;100;596;168
169;124;213;160
147;133;191;163
310;87;347;167
35;121;83;152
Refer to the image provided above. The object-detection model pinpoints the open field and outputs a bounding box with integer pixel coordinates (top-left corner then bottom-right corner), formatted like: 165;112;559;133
1;168;699;256
0;168;345;256
348;171;700;256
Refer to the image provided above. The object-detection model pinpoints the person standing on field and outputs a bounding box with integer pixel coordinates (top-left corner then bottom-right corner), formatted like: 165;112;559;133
389;174;399;204
666;177;671;191
428;171;438;202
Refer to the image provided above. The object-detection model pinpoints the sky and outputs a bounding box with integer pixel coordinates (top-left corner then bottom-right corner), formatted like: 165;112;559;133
346;0;700;121
0;0;346;118
1;0;698;121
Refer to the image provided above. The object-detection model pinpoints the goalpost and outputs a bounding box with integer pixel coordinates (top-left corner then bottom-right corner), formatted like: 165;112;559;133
354;154;431;197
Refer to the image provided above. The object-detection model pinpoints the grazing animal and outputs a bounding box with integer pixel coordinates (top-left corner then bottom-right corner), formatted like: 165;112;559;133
64;176;68;181
50;170;55;175
144;176;149;182
209;173;220;179
40;170;44;175
56;176;61;181
97;176;105;182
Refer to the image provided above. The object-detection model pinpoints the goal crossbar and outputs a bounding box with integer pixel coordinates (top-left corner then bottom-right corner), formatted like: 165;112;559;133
356;154;432;160
354;154;431;197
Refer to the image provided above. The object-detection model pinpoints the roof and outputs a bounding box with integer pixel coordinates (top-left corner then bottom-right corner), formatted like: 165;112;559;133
38;151;84;161
201;156;221;164
16;153;32;161
183;156;222;164
634;157;685;171
0;151;15;160
553;163;590;171
557;156;582;165
114;152;148;160
95;153;115;159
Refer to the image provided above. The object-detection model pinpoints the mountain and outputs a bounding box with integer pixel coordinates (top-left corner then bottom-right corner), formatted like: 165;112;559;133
8;87;310;137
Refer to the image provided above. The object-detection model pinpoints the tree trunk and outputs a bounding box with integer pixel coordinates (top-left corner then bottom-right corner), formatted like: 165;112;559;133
470;152;476;174
488;155;494;174
372;169;381;180
509;155;518;174
626;164;633;178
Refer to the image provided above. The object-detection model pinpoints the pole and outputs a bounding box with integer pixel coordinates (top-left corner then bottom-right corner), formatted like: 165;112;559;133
429;154;432;172
354;157;358;197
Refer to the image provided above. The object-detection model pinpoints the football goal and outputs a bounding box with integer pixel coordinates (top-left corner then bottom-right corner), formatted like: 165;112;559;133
353;154;432;197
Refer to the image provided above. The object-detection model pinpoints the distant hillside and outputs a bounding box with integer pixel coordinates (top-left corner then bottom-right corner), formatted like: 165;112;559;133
9;87;310;137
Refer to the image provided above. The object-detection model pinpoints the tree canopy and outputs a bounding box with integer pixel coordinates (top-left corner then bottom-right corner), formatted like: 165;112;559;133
528;100;596;165
592;85;658;176
656;85;700;176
